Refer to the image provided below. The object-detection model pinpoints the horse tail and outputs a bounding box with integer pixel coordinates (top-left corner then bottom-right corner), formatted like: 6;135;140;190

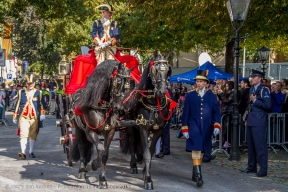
71;138;80;162
121;126;143;157
120;129;130;154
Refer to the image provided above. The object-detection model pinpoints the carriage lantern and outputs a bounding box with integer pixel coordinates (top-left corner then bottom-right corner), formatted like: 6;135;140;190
58;55;69;75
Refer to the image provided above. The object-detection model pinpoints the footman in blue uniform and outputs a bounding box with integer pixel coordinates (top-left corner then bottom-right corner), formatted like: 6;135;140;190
181;70;221;186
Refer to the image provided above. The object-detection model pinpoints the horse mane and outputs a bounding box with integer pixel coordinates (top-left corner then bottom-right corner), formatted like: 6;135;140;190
78;60;120;110
123;58;153;111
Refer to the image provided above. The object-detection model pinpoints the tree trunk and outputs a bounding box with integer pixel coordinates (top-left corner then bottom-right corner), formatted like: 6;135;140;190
225;41;235;74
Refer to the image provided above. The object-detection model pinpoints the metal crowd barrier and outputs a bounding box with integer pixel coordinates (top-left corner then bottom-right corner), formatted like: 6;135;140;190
267;113;288;154
211;114;232;158
212;112;288;157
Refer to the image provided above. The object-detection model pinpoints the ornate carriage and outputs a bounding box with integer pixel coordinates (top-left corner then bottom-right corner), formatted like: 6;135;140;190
56;47;141;166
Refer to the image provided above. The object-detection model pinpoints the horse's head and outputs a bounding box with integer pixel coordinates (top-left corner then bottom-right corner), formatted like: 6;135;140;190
110;63;132;111
149;51;172;98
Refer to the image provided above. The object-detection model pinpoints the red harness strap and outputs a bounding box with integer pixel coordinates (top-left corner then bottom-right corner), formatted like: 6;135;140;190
156;96;177;121
83;108;112;130
122;90;149;104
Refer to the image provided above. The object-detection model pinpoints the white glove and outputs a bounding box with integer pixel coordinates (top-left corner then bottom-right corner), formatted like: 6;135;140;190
99;43;107;49
183;132;189;139
214;128;220;136
13;119;18;124
40;115;46;121
104;41;111;46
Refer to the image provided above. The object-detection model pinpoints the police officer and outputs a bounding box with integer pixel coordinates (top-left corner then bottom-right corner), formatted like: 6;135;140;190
91;4;120;64
240;69;271;177
181;70;221;186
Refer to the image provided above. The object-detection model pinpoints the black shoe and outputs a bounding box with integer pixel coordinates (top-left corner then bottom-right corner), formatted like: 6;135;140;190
29;153;36;158
18;152;26;160
162;151;170;155
255;172;267;177
195;165;203;186
239;169;257;174
155;153;164;158
210;155;216;160
202;158;211;163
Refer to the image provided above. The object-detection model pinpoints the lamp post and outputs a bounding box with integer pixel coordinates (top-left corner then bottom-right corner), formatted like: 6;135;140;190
257;46;271;78
226;0;252;161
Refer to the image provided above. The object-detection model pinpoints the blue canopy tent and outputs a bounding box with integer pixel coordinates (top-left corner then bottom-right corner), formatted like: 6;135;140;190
170;61;233;84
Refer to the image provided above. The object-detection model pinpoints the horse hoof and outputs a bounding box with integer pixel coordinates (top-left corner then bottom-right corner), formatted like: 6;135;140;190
144;181;153;190
130;167;138;174
78;172;86;179
99;181;108;189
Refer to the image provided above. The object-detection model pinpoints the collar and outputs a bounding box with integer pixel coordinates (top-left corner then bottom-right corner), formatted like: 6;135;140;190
254;83;261;91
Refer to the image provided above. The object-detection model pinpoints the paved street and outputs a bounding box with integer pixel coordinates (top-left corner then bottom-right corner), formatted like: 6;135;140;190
0;112;288;192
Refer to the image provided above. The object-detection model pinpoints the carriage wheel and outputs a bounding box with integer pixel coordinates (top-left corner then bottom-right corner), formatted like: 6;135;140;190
65;126;73;166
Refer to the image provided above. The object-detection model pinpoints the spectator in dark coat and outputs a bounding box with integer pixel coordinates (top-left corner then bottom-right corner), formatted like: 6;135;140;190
271;82;285;113
218;81;234;150
239;79;250;143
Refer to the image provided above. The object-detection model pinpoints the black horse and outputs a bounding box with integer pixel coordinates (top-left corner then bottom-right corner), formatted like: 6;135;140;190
121;51;173;190
70;60;131;188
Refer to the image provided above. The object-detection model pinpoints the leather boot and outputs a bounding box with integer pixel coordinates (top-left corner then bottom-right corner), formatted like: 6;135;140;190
192;166;197;182
195;165;203;186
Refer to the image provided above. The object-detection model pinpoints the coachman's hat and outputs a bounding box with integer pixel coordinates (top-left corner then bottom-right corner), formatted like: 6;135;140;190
96;4;114;12
194;70;209;82
250;69;264;77
24;74;35;84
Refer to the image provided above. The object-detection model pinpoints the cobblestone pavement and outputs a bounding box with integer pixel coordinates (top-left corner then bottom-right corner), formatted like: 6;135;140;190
0;112;287;192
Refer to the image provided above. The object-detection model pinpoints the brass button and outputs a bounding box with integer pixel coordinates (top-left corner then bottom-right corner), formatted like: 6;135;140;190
201;112;203;114
201;117;202;119
201;99;203;101
201;103;203;106
201;108;203;110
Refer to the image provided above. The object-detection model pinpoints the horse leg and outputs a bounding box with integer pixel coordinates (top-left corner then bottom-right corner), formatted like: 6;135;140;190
85;129;104;171
129;127;138;174
142;129;162;180
99;128;116;189
75;127;88;179
139;126;153;190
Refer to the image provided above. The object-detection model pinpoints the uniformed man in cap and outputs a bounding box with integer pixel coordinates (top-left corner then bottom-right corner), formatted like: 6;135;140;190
13;75;47;160
91;4;119;64
240;69;271;177
181;70;221;187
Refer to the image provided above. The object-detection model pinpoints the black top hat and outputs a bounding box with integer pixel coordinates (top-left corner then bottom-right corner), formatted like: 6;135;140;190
250;69;264;77
96;4;114;12
194;70;209;82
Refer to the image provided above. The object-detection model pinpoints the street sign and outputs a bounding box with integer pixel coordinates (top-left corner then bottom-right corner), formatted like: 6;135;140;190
0;49;6;66
7;73;12;80
6;73;13;85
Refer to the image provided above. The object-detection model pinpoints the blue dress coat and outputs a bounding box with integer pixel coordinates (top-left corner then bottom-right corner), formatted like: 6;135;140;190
182;89;221;151
91;19;120;40
14;89;47;121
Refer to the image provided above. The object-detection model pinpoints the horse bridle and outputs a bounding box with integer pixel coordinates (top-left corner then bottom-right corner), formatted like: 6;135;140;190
149;60;170;93
110;69;131;104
